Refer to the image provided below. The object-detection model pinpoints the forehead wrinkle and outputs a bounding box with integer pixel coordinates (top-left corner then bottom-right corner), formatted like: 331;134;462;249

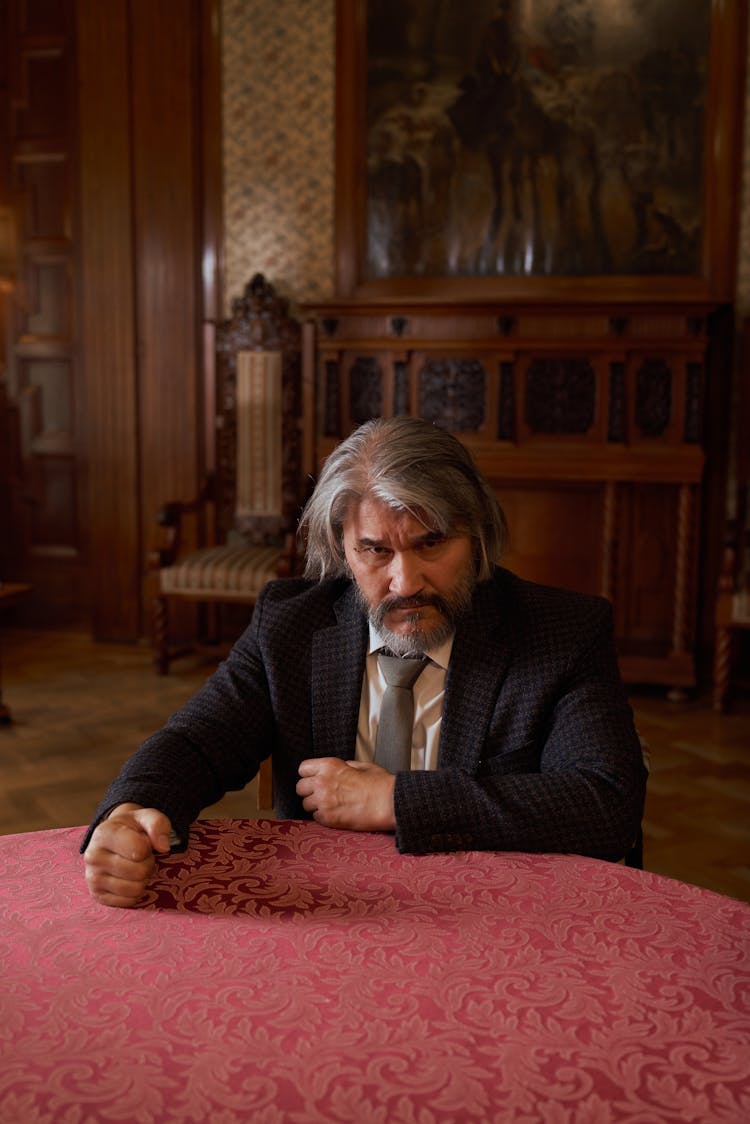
357;528;443;549
351;501;438;545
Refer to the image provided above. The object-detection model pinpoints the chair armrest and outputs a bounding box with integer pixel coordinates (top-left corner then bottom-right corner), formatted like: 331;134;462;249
148;474;215;570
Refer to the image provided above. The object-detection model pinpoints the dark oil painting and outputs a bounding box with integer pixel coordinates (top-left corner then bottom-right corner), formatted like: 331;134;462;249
365;0;711;280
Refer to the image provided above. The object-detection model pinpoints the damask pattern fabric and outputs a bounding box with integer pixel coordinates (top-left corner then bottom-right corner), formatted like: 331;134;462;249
5;819;750;1121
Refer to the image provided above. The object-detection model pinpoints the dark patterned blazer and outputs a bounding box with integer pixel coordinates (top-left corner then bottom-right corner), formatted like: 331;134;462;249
82;569;646;859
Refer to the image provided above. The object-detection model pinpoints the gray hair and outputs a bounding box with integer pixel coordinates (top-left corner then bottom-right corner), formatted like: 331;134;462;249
299;416;509;581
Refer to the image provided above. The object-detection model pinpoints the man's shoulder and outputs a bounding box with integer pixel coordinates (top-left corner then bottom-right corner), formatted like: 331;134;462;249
489;567;612;623
257;576;353;617
248;578;357;648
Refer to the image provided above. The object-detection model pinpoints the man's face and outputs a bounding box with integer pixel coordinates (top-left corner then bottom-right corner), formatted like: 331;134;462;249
342;495;476;654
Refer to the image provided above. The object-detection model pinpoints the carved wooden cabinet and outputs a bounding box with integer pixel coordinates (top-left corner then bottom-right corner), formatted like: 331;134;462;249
301;300;721;690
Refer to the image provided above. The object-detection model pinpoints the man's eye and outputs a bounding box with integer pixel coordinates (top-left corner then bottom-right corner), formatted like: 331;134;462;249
419;537;447;551
355;545;391;558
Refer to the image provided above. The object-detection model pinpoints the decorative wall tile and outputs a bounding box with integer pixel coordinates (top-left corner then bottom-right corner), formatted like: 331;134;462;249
222;0;335;311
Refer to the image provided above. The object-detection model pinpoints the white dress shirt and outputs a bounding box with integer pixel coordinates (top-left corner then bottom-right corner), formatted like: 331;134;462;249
355;624;454;770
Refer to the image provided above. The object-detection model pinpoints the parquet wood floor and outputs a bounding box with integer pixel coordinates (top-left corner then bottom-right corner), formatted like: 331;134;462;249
2;628;749;901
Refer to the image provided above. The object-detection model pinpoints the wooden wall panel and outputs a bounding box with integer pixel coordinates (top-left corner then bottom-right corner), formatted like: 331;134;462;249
616;485;680;647
74;0;218;641
130;0;203;636
497;484;603;598
77;0;139;640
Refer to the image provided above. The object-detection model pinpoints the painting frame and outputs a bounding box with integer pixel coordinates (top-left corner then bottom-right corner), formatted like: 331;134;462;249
334;0;747;303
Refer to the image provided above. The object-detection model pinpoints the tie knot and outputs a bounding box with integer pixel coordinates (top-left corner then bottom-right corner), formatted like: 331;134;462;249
377;651;428;689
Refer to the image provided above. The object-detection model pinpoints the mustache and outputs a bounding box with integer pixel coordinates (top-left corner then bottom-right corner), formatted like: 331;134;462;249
376;593;451;616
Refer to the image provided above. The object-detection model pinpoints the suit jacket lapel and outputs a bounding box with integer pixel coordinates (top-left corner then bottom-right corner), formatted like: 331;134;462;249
311;584;367;760
438;576;518;772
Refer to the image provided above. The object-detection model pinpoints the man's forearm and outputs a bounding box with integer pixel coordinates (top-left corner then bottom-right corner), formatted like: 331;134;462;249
393;763;645;858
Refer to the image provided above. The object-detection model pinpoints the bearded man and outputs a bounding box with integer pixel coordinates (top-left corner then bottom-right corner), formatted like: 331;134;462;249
83;416;646;907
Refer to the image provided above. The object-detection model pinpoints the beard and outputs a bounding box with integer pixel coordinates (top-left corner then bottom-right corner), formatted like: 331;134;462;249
353;567;477;656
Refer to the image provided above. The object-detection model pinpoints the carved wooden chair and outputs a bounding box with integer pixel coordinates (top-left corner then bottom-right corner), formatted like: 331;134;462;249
150;274;304;687
713;321;750;711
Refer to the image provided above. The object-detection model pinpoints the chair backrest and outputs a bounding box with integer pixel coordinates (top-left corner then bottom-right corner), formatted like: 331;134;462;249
214;274;302;546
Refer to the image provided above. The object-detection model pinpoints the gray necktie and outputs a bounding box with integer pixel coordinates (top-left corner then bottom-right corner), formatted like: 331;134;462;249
374;651;428;773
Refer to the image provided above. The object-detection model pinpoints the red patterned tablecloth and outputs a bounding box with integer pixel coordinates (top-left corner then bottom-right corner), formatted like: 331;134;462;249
0;818;749;1122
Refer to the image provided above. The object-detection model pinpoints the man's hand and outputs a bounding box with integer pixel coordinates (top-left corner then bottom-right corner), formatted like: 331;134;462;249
296;759;397;832
83;803;173;908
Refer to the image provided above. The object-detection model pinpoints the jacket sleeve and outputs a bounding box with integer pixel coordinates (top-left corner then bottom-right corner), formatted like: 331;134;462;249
393;597;647;860
79;595;276;853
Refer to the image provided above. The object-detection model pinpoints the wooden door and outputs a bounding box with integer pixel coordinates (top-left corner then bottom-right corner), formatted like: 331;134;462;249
0;0;222;639
0;0;85;626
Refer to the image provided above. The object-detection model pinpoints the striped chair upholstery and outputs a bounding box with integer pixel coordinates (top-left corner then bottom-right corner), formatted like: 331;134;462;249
151;275;303;674
159;542;287;601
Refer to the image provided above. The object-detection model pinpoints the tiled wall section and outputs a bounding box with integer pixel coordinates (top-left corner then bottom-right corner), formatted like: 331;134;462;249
221;0;335;312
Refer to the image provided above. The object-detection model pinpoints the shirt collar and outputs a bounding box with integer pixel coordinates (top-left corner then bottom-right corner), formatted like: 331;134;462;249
368;621;454;670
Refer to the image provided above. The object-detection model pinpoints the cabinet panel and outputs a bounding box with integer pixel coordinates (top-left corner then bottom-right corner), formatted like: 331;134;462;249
618;485;680;647
303;300;717;688
496;483;603;599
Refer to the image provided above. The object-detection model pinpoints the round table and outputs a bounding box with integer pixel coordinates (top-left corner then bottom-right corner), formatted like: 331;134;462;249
1;818;748;1122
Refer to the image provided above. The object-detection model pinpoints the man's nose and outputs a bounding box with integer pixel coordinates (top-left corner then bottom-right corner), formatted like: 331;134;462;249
388;550;423;595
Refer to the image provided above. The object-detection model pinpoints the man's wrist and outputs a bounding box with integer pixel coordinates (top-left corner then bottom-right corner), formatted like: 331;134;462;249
381;774;397;831
103;802;145;819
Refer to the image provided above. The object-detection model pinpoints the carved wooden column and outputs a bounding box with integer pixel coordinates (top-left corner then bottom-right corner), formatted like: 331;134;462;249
667;483;697;700
600;482;618;605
